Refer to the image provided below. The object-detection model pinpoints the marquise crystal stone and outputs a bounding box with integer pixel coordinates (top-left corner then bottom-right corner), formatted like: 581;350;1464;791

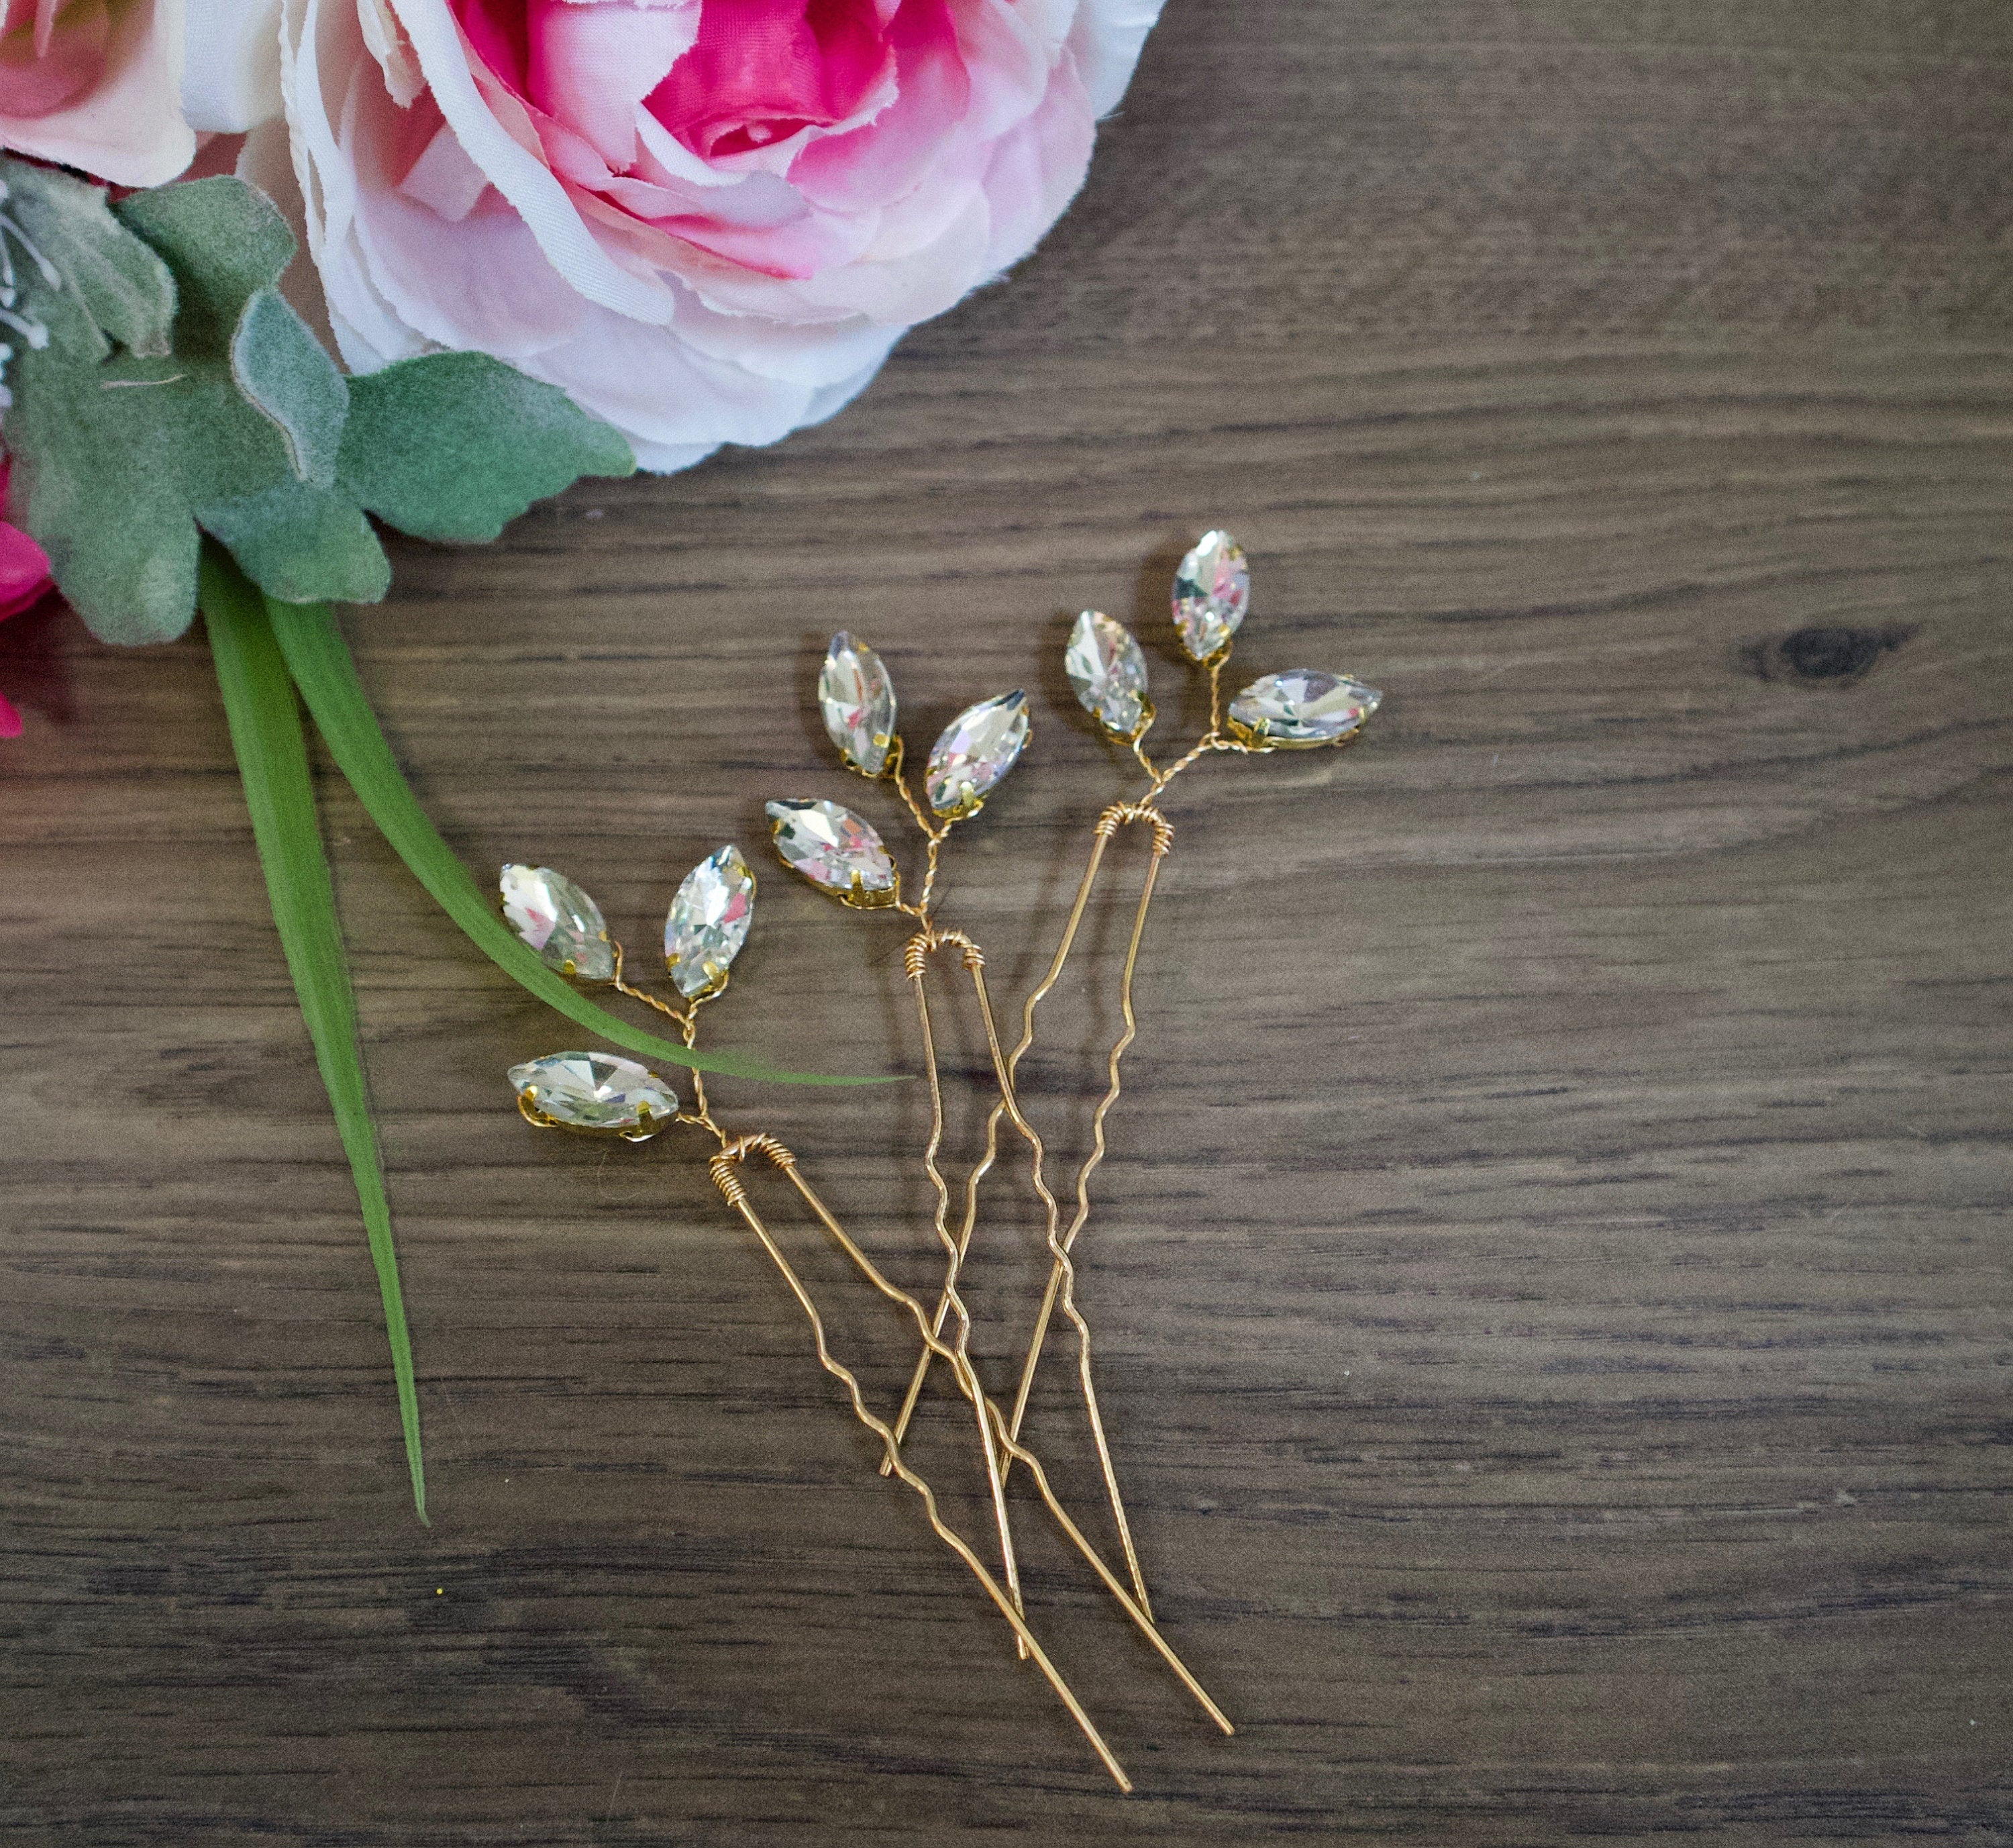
924;690;1029;816
819;632;897;776
765;799;898;901
509;1051;678;1135
1226;670;1382;748
1172;529;1250;661
1064;611;1150;736
664;843;756;998
500;863;615;980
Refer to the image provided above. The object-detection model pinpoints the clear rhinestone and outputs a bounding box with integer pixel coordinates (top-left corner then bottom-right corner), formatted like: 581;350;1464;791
1064;611;1151;737
765;799;898;905
1172;529;1249;661
500;864;615;980
664;843;756;998
819;632;897;776
924;690;1029;817
509;1051;678;1136
1225;670;1382;748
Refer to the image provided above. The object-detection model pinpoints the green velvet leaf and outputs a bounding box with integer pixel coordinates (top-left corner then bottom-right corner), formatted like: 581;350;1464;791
268;595;884;1086
233;288;350;487
200;475;391;605
3;178;308;643
201;549;428;1523
4;172;637;646
339;351;634;542
0;156;174;359
113;178;294;352
7;343;296;643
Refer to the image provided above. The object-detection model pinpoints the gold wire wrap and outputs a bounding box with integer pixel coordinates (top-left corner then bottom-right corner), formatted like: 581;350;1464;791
699;1136;1135;1792
708;1133;1234;1745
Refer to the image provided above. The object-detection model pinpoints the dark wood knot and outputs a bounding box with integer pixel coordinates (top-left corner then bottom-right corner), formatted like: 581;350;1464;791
1745;623;1913;686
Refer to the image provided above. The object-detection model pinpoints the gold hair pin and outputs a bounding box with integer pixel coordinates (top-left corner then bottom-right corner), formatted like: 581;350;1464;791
498;530;1379;1789
898;529;1383;1629
499;839;1230;1786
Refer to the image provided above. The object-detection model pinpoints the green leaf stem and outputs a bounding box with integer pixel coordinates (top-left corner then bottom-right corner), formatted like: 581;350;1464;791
267;591;877;1085
201;550;428;1522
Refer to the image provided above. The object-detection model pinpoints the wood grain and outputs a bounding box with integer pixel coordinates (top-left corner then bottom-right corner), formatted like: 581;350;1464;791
4;3;2011;1842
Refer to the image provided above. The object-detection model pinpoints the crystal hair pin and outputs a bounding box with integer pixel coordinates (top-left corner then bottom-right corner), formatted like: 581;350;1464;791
499;530;1380;1788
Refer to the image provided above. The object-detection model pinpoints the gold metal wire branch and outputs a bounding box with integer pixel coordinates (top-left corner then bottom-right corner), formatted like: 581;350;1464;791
701;1137;1133;1792
900;927;1025;1631
711;1133;1233;1742
608;939;723;1135
890;804;1172;1629
1005;807;1171;1470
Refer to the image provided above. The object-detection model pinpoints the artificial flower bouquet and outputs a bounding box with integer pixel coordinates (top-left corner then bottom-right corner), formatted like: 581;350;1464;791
0;0;1166;1513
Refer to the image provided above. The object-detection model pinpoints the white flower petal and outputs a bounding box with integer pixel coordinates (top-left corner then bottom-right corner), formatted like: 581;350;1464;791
183;0;282;132
1;0;194;185
1070;0;1164;117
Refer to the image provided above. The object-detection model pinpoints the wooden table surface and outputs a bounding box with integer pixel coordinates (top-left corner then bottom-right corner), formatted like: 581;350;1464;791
5;4;2011;1842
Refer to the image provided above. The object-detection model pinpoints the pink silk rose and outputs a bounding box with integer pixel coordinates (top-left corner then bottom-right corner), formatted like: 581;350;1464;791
0;0;195;185
267;0;1162;468
0;459;54;737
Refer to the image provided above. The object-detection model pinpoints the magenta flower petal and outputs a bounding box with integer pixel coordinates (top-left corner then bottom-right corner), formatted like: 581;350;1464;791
0;519;53;621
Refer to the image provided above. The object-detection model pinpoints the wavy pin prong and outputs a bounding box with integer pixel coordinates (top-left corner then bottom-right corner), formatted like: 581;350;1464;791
713;1132;1233;1747
888;801;1172;1631
507;833;1232;1790
947;533;1385;1641
703;1134;1133;1792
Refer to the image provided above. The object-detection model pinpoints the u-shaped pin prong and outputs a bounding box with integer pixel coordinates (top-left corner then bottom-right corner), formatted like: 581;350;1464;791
701;1134;1136;1792
735;1135;1233;1742
898;929;1027;1633
887;806;1172;1629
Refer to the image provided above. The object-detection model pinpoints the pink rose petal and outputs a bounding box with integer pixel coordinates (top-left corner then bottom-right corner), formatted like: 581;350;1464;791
291;0;1164;466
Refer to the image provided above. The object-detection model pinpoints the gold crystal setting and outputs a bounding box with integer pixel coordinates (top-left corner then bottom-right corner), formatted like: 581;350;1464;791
664;843;757;997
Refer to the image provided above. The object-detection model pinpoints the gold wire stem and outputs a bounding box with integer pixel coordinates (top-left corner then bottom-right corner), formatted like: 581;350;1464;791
886;747;952;917
1129;731;1159;786
1132;656;1249;798
956;949;1156;1625
701;1145;1133;1792
1145;731;1224;794
888;803;1166;1457
903;932;1026;1629
607;939;721;1132
1007;834;1166;1461
731;1137;1231;1737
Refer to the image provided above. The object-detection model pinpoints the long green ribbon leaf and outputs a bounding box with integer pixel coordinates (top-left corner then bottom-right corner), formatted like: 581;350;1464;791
201;552;429;1523
268;595;873;1084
